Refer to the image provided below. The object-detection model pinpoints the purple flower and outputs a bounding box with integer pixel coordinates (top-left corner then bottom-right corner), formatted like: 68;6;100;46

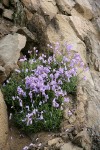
54;72;60;79
48;56;53;64
64;97;69;103
80;61;84;67
83;76;87;80
36;50;38;53
50;80;57;86
69;68;77;76
19;56;27;62
65;71;72;81
29;91;32;99
68;110;72;116
17;86;26;97
32;109;36;115
67;44;73;50
74;53;81;62
64;42;73;52
23;146;29;150
50;73;54;79
59;67;64;74
58;80;62;85
54;42;60;51
45;94;49;100
53;98;59;108
63;56;69;62
84;67;89;72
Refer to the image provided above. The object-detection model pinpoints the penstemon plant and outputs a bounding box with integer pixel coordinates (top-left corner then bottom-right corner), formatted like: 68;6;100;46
2;43;88;133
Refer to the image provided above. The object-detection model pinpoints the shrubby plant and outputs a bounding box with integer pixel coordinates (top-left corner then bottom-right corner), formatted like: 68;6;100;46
2;42;87;133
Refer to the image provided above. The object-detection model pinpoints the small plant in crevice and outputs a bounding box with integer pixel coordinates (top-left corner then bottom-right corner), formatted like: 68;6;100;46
2;42;88;134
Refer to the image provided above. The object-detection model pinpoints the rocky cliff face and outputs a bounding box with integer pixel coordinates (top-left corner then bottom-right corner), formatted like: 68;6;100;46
0;0;100;150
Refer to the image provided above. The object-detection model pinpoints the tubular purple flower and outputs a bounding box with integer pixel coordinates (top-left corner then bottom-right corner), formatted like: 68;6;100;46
54;72;60;79
83;76;87;80
84;67;89;72
23;146;29;150
19;56;27;62
63;56;69;62
29;91;32;99
64;97;69;103
17;86;26;97
80;61;84;67
36;50;38;53
68;110;72;116
58;80;62;85
49;73;53;79
59;67;64;74
66;44;73;51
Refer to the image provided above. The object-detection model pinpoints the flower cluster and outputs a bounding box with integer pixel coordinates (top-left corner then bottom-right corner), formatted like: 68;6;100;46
2;43;87;133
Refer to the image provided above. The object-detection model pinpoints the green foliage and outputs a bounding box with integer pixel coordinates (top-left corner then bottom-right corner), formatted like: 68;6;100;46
2;44;85;134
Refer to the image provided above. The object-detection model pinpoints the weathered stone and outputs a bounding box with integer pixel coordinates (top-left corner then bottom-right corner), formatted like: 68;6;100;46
69;15;97;40
11;27;36;42
63;108;69;120
0;90;9;150
48;138;63;146
0;19;13;39
73;129;91;150
88;0;100;35
74;0;93;20
96;18;100;32
69;115;76;124
61;132;69;142
44;147;49;150
8;126;31;150
0;66;6;83
3;9;14;20
84;33;100;72
40;0;58;20
24;7;33;21
76;80;100;136
91;71;100;92
22;0;58;21
22;0;40;12
60;142;83;150
88;0;100;18
55;0;75;15
27;13;49;52
2;0;9;7
0;3;4;14
85;83;100;132
0;33;26;83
